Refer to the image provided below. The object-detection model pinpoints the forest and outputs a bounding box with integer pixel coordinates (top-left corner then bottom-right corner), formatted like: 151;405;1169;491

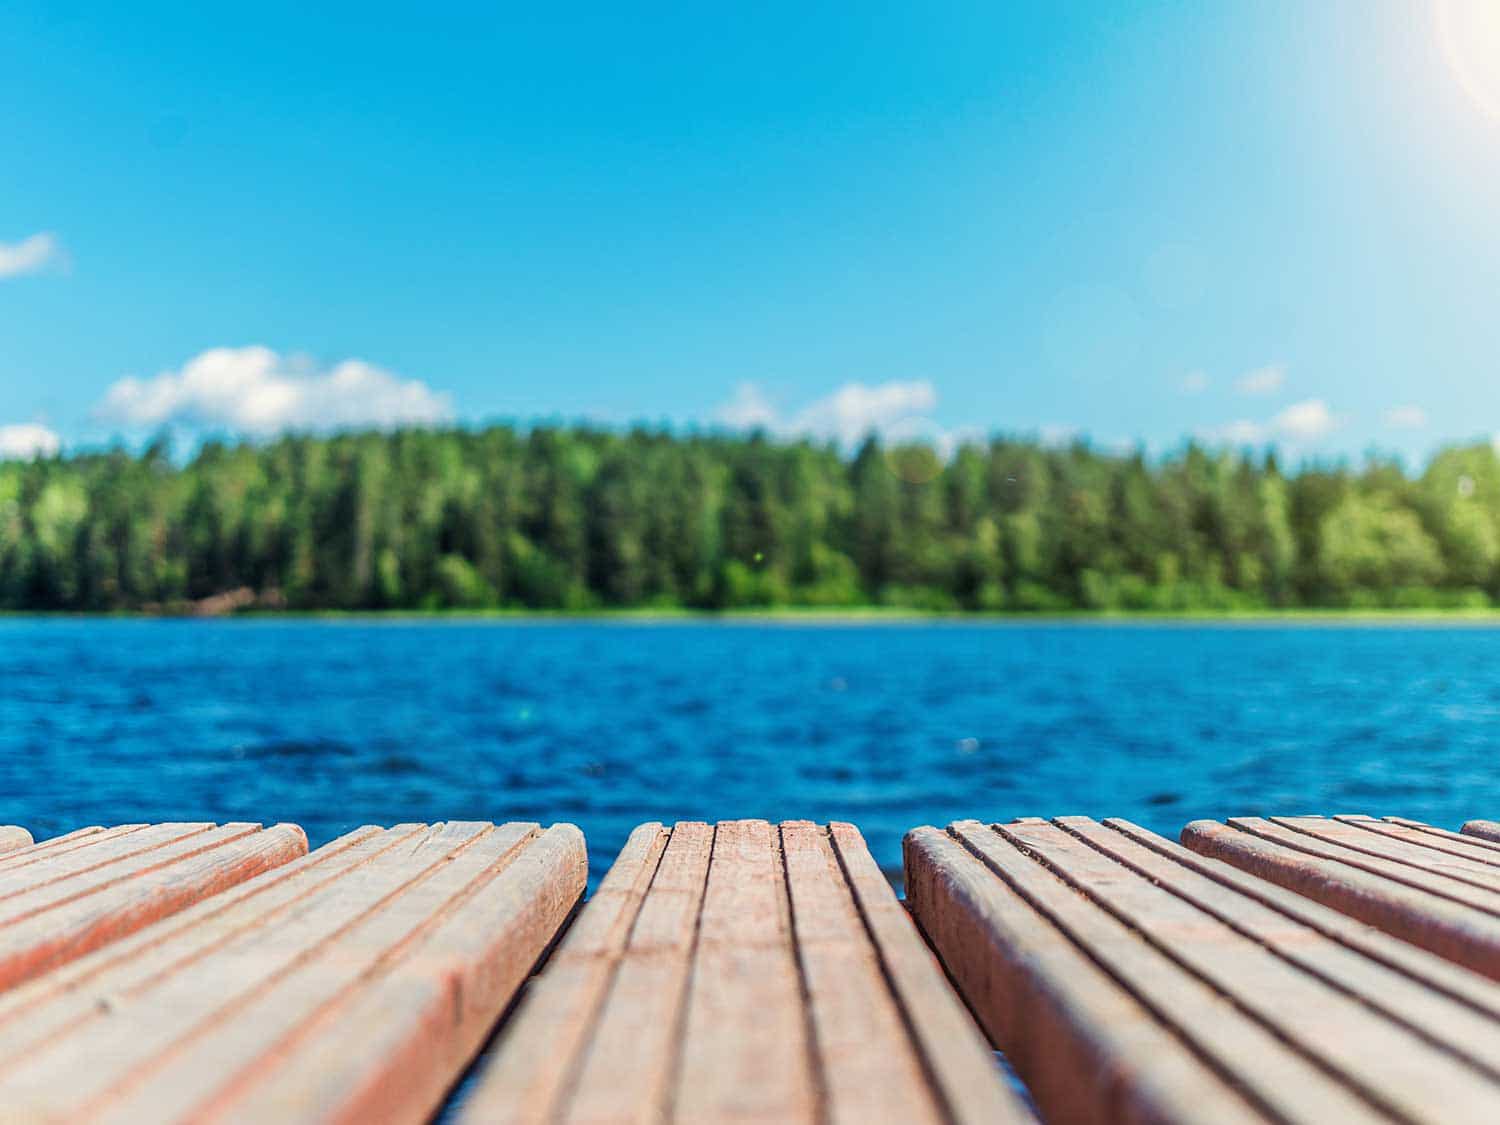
3;425;1500;613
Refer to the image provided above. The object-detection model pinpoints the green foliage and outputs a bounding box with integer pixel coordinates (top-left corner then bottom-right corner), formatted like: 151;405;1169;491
3;429;1500;612
432;554;497;609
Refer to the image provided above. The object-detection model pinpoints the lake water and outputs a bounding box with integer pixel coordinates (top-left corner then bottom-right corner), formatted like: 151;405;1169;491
3;617;1497;886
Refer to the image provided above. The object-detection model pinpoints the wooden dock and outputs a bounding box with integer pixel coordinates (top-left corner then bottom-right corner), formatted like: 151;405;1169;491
1182;814;1500;979
0;813;1498;1122
0;822;581;1122
0;822;307;993
459;820;1026;1124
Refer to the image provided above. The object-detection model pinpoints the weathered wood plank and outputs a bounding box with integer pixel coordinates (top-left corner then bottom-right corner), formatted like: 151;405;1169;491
0;822;208;902
906;825;1263;1125
1348;816;1500;866
1007;818;1500;1119
0;823;273;923
911;816;1500;1123
203;824;587;1124
0;825;400;1052
0;821;306;992
1101;818;1500;1075
827;822;1020;1125
455;823;668;1123
783;819;943;1125
954;818;1365;1122
0;826;132;873
555;820;711;1122
1465;819;1500;845
1231;817;1500;911
1273;815;1500;894
80;825;510;1119
0;821;585;1124
463;820;1020;1124
1184;816;1500;978
670;819;814;1124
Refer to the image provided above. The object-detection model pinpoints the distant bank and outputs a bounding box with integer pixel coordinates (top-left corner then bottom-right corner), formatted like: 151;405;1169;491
12;602;1500;626
7;424;1500;616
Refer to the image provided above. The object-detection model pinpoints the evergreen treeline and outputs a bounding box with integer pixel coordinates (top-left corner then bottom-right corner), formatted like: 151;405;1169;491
3;426;1500;613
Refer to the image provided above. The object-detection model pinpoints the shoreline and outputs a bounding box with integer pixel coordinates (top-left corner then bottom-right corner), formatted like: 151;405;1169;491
8;606;1500;626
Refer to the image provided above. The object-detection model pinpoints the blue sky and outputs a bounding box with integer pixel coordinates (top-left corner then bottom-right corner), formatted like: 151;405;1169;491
3;1;1500;465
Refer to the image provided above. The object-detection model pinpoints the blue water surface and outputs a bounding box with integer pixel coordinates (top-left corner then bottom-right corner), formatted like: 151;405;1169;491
2;618;1497;885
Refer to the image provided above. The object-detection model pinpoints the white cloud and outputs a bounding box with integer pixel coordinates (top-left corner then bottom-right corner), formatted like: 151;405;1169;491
0;232;63;279
789;380;937;447
1235;364;1286;396
714;383;779;430
1179;371;1209;394
714;379;940;449
97;346;454;434
1201;398;1338;447
1273;398;1335;440
1385;404;1428;429
0;423;61;460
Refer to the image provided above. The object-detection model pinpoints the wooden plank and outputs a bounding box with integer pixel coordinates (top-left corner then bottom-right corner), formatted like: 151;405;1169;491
1229;817;1500;911
0;823;200;898
670;819;814;1123
463;820;1018;1124
1350;816;1500;866
454;823;668;1123
0;827;32;855
0;823;254;919
0;825;402;1051
782;819;943;1125
0;821;585;1124
1273;816;1500;894
555;821;711;1122
912;816;1500;1122
0;821;306;992
1465;820;1500;844
947;818;1376;1123
0;826;133;873
827;822;1023;1124
1104;818;1500;1056
1183;816;1500;978
0;824;472;1116
115;821;520;1114
202;824;587;1124
906;824;1265;1125
1007;818;1500;1119
1384;817;1500;857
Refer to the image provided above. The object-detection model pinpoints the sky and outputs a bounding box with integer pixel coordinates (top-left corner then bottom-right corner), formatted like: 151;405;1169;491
3;0;1500;467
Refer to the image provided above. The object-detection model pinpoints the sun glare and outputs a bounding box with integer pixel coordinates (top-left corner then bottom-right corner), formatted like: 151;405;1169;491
1436;0;1500;121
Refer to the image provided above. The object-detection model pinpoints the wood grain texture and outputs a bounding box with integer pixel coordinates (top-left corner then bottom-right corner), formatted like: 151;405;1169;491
783;819;943;1125
826;823;1020;1125
906;824;1257;1125
557;820;710;1123
456;823;669;1124
0;822;306;993
1183;815;1500;979
670;818;814;1125
460;820;1022;1125
1464;819;1500;844
0;820;585;1125
0;826;130;874
1346;816;1500;865
908;816;1500;1124
1101;818;1500;1072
